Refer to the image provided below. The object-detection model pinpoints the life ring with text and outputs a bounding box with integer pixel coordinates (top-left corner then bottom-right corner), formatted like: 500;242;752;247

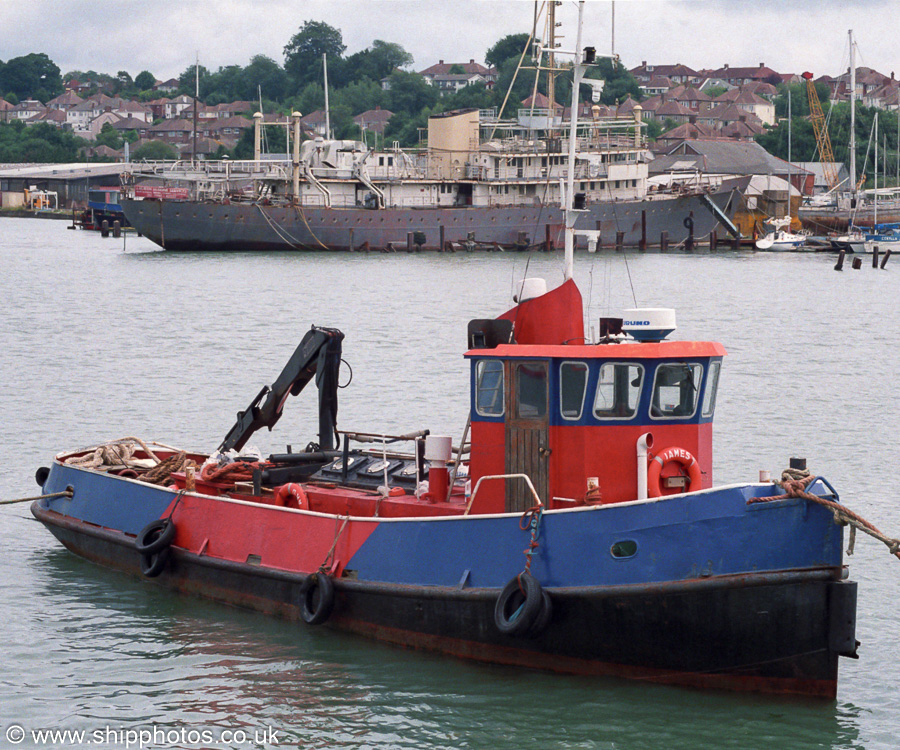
275;483;309;509
648;446;702;498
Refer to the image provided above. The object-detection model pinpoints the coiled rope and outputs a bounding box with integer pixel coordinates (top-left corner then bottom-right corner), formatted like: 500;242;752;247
748;471;900;561
519;504;544;574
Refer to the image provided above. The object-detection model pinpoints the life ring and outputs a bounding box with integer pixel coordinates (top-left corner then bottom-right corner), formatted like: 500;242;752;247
275;483;309;509
494;572;544;636
300;573;335;625
135;518;176;555
647;446;702;498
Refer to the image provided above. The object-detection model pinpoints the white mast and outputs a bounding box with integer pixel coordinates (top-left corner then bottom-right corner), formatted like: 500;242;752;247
323;53;331;139
849;30;856;192
563;2;587;280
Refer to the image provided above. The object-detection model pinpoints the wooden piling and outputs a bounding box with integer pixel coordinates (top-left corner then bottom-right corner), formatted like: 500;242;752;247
834;249;845;271
660;231;668;252
615;231;624;253
851;256;862;270
709;230;717;252
881;248;892;269
872;247;879;268
639;210;647;252
101;219;109;238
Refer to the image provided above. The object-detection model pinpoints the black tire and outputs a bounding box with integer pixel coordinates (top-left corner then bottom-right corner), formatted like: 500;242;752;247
136;519;176;555
35;466;50;487
494;572;543;636
527;590;553;637
301;573;335;625
140;546;171;578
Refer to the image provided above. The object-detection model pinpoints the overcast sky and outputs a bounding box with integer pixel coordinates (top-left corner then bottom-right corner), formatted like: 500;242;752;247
3;1;895;84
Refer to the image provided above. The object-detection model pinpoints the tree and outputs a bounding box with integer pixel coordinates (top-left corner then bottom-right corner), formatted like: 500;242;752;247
244;55;288;102
284;21;346;87
386;70;438;115
115;70;133;93
132;140;177;160
95;122;124;150
0;53;63;101
134;70;156;91
486;33;531;69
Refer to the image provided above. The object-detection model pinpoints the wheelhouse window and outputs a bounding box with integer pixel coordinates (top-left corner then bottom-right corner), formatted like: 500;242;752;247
560;361;588;420
702;361;721;418
516;362;548;419
475;360;504;416
594;363;643;419
651;363;702;419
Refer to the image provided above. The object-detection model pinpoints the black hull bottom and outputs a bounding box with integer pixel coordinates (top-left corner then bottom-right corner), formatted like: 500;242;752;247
34;504;853;698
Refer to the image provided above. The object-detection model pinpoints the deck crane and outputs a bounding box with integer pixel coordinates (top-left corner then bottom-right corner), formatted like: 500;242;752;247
803;72;839;190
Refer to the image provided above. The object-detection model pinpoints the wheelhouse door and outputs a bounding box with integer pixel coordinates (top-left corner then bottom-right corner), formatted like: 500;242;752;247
505;360;550;512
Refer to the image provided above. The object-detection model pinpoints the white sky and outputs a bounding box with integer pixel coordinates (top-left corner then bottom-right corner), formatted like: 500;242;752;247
2;1;895;84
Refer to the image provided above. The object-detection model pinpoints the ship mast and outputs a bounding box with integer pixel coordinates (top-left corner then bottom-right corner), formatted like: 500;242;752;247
849;29;856;192
563;1;587;280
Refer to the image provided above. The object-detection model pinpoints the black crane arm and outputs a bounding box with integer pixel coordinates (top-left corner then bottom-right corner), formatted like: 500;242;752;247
218;325;345;453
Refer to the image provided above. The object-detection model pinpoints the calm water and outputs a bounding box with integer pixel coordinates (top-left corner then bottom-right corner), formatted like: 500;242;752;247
1;217;899;749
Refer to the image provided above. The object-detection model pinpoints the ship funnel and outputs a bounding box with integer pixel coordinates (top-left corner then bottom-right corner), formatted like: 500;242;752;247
622;308;677;342
516;278;547;303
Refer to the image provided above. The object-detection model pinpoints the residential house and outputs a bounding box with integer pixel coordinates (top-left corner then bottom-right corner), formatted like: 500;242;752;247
863;77;899;109
154;78;180;93
629;62;700;85
11;100;46;121
203;115;252;142
149;118;194;144
300;110;329;137
701;63;781;87
28;109;67;127
0;99;14;122
713;89;775;126
639;76;674;97
420;59;497;89
429;72;487;95
672;86;713;114
353;106;393;137
111;116;150;139
46;90;83;111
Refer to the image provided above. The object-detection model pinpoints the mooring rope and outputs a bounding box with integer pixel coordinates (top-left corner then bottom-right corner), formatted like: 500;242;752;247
519;504;544;575
748;472;900;561
318;515;349;574
0;490;73;506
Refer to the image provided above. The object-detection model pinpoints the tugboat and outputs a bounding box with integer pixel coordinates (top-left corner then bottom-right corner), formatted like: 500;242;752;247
31;6;859;697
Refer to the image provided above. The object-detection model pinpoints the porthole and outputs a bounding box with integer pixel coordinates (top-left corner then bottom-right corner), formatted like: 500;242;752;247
610;540;637;559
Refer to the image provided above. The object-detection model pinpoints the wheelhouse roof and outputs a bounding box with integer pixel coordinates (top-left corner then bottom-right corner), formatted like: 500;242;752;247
465;341;727;360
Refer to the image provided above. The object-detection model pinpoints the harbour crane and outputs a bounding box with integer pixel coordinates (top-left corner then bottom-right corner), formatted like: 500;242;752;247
803;71;839;190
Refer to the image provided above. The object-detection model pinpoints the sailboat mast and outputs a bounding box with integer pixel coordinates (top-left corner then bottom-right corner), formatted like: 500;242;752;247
563;1;587;280
849;30;856;191
323;54;331;139
547;1;557;125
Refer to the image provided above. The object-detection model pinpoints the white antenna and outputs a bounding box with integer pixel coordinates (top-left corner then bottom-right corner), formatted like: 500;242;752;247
323;53;331;139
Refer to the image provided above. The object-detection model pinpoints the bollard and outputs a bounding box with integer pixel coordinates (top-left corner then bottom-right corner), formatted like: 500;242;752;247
112;220;121;238
881;248;891;269
615;231;624;253
851;256;862;270
732;235;741;251
834;249;845;271
872;246;879;268
709;230;717;252
101;219;109;238
660;231;668;252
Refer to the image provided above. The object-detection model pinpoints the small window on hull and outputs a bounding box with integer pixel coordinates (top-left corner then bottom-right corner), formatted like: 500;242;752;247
610;540;638;558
